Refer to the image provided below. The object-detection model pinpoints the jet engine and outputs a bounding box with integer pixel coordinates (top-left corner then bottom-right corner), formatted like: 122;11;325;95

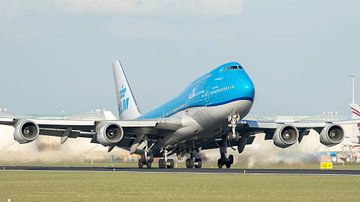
320;124;344;146
273;125;299;148
14;119;40;144
95;122;124;146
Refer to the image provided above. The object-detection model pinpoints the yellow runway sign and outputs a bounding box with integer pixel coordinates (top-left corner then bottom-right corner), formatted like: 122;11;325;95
320;162;333;169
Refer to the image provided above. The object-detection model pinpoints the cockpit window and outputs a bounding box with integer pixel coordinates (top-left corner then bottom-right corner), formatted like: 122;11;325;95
225;65;243;70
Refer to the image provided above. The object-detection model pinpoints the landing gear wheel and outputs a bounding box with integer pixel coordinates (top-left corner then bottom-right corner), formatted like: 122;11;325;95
167;159;175;169
148;153;154;163
194;159;202;169
225;160;231;169
186;159;194;168
146;160;152;169
138;159;144;169
158;159;166;169
217;159;223;169
229;155;234;165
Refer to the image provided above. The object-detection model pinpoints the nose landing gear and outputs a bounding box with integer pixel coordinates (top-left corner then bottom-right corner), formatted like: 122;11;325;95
217;114;241;169
218;154;234;169
217;135;234;169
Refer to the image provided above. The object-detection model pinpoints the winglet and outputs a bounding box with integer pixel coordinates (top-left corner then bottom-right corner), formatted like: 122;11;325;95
112;61;141;120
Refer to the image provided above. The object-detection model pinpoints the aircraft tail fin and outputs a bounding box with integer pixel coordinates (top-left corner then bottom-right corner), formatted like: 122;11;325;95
112;61;141;120
350;103;360;118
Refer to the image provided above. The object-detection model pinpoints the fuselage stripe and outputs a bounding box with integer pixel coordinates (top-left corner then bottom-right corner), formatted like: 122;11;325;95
162;97;253;118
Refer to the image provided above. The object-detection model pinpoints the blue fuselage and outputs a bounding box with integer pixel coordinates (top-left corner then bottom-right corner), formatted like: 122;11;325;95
140;62;255;119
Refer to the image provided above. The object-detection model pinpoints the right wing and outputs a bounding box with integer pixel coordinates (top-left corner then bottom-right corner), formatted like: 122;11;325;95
201;118;359;153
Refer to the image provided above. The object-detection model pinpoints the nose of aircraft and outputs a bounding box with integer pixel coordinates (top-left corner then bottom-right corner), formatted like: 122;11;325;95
239;71;255;101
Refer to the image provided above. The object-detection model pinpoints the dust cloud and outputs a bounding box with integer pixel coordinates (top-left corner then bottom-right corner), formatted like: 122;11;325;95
0;125;130;163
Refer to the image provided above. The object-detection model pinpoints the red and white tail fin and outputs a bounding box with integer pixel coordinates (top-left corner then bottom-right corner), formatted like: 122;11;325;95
350;103;360;118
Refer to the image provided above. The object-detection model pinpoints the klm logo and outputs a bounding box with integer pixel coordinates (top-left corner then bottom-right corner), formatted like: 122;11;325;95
119;85;129;114
119;98;129;114
120;85;126;98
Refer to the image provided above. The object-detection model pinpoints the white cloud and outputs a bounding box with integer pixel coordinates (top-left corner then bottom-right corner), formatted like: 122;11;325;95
54;0;244;17
0;1;46;41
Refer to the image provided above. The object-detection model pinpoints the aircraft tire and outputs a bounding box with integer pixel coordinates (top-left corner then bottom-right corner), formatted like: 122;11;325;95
194;159;202;169
158;159;166;168
146;160;152;169
186;159;194;168
217;159;223;169
167;159;175;169
229;155;234;164
225;159;231;169
138;159;144;169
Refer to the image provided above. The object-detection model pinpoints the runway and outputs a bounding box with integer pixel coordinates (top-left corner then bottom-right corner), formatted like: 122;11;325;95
1;166;360;176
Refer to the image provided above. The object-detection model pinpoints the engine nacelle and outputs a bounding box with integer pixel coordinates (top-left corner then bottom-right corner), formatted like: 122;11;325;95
320;124;344;146
95;122;124;146
273;125;299;148
13;120;40;144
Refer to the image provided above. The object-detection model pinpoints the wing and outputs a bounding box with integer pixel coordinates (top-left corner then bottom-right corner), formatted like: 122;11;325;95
201;119;358;152
242;119;358;140
0;117;182;151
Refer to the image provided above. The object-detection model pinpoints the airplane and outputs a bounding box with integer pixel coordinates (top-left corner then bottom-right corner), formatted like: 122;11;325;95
349;103;360;144
0;61;349;169
350;103;360;119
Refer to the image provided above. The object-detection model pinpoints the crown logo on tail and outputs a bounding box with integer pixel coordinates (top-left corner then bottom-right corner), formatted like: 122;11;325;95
120;85;127;98
118;85;129;114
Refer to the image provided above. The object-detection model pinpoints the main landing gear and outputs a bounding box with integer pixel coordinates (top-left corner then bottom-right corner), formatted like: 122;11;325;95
137;135;154;169
138;153;153;169
158;150;175;169
185;150;202;169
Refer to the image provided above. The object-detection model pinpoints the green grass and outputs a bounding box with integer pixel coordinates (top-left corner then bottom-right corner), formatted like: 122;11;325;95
0;171;359;202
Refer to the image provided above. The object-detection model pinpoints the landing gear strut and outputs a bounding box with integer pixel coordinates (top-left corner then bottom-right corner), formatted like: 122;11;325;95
186;150;202;169
138;135;154;169
218;136;234;169
217;114;240;169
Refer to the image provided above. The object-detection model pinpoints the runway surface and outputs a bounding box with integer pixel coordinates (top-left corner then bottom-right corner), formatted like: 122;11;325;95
1;166;360;176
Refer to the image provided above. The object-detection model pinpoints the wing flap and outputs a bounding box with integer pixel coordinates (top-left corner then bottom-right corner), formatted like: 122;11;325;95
0;118;16;126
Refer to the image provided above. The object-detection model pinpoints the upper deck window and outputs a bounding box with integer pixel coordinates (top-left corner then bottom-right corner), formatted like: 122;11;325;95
225;65;243;70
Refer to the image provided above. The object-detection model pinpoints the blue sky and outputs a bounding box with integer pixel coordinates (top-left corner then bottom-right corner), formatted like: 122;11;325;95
0;0;359;117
